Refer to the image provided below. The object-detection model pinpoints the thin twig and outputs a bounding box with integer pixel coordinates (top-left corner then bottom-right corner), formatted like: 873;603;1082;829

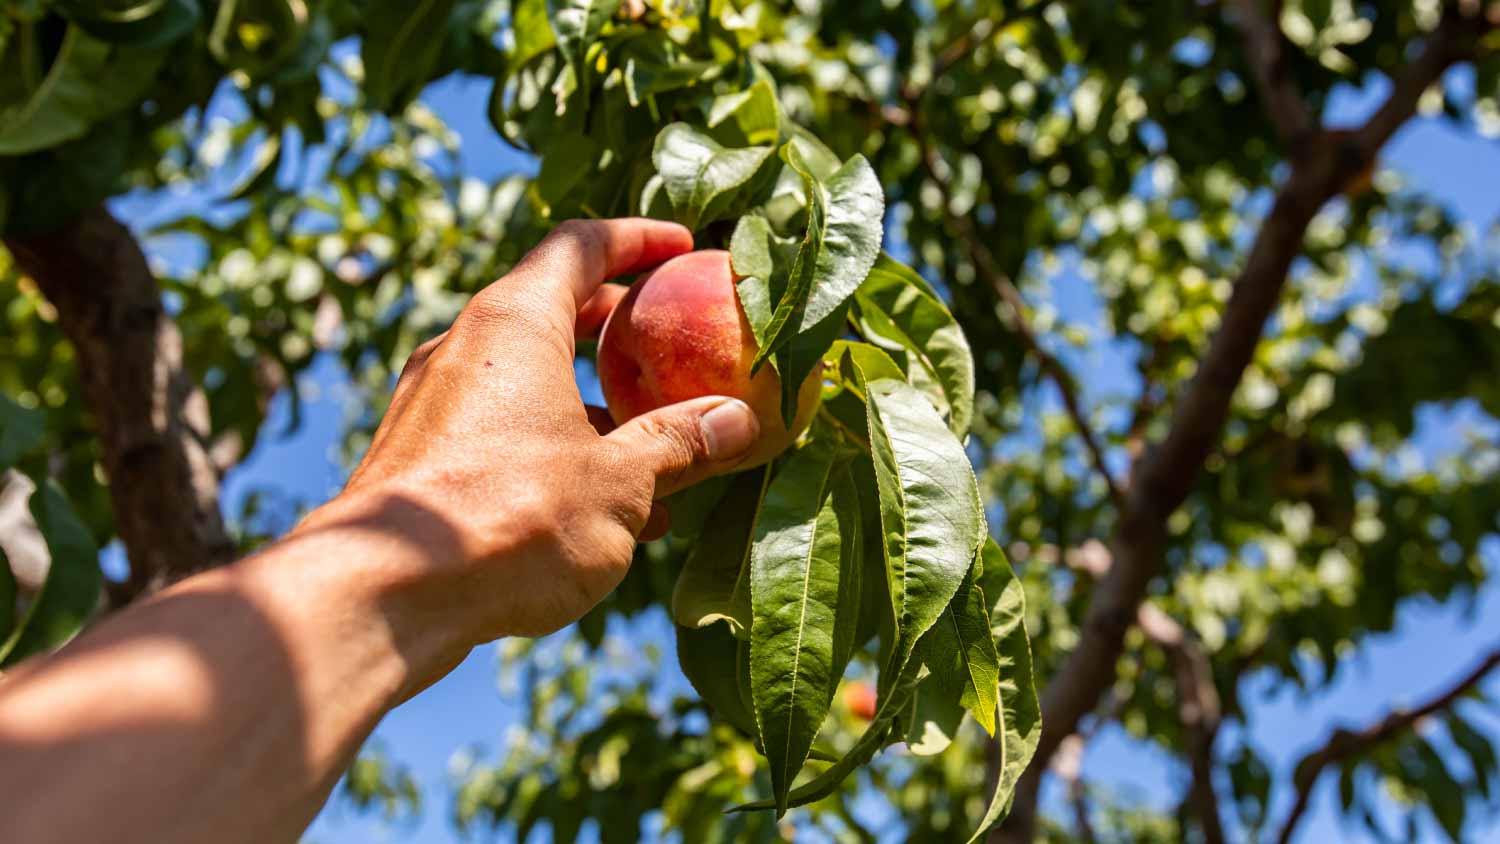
907;125;1125;507
1273;643;1500;844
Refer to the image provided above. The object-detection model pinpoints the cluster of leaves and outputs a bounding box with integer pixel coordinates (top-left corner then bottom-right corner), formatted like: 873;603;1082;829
474;0;1041;831
4;1;1500;842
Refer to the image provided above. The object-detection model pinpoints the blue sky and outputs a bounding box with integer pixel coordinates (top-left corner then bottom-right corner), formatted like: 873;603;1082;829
131;69;1500;843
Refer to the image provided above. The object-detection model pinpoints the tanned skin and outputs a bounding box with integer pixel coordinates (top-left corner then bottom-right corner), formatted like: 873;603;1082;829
0;219;762;844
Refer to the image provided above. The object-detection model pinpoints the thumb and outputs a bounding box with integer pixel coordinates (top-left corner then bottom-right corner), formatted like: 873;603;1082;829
605;396;760;498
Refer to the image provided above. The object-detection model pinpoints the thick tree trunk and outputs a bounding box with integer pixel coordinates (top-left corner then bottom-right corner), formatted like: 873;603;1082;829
4;205;234;602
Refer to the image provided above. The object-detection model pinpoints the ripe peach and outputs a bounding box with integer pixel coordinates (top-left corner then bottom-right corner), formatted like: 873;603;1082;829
844;681;878;722
597;249;820;469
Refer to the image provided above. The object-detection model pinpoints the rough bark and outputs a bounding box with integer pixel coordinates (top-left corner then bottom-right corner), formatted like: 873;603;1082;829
4;205;234;602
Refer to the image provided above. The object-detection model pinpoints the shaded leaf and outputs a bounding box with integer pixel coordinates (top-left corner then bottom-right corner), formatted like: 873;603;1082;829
0;393;45;473
0;480;101;667
968;538;1041;843
0;27;165;156
671;468;766;634
855;255;975;438
362;0;460;111
749;440;861;814
677;621;757;737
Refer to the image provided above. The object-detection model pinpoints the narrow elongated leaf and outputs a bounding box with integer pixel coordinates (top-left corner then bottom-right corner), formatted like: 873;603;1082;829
750;143;824;372
772;299;845;427
751;144;883;373
0;480;101;667
824;469;863;704
855;255;975;438
0;27;165;155
0;393;45;473
915;563;1000;736
671;468;767;634
797;154;883;330
677;622;757;737
362;0;460;111
731;628;928;813
652;124;773;230
968;538;1041;843
829;341;905;386
857;368;985;696
749;441;861;814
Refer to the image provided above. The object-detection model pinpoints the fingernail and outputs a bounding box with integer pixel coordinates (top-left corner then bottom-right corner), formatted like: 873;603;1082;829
700;399;759;460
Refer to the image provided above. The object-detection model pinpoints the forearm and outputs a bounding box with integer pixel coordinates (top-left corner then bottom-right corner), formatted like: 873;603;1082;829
0;498;465;844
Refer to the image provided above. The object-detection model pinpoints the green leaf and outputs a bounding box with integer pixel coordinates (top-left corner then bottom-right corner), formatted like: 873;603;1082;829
0;480;102;668
797;154;883;330
662;472;733;540
967;538;1041;843
732;630;927;813
708;79;780;147
731;214;802;362
0;27;165;156
854;255;976;438
652;123;774;230
361;0;460;111
751;146;883;373
508;0;556;70
731;215;777;352
904;666;965;756
915;563;1000;736
0;393;45;474
671;468;767;634
61;0;201;48
0;546;15;645
546;0;620;67
829;341;905;386
677;621;757;737
857;368;985;697
749;440;862;814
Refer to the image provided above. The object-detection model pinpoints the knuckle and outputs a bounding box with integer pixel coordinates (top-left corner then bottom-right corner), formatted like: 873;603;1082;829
398;334;445;380
642;412;709;470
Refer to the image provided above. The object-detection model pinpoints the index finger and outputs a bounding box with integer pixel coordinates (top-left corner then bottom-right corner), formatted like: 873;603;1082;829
493;218;693;319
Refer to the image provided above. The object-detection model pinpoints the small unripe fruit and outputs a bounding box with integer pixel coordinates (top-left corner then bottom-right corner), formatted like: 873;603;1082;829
597;250;821;469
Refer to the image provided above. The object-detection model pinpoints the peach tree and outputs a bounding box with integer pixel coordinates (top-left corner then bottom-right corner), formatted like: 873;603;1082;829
6;2;1500;843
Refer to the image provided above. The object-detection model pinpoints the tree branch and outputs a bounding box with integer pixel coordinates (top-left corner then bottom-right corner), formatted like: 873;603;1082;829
1139;604;1226;844
996;14;1492;840
4;205;235;603
1273;643;1500;844
908;129;1124;508
1352;4;1493;158
1227;0;1314;151
1028;542;1226;844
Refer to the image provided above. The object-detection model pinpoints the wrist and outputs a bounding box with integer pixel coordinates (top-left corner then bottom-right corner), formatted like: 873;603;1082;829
265;489;480;700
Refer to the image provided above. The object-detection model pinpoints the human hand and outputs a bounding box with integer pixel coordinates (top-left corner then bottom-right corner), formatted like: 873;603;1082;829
305;219;761;651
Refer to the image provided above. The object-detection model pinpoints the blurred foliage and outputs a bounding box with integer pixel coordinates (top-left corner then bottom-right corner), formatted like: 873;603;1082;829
4;0;1500;842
